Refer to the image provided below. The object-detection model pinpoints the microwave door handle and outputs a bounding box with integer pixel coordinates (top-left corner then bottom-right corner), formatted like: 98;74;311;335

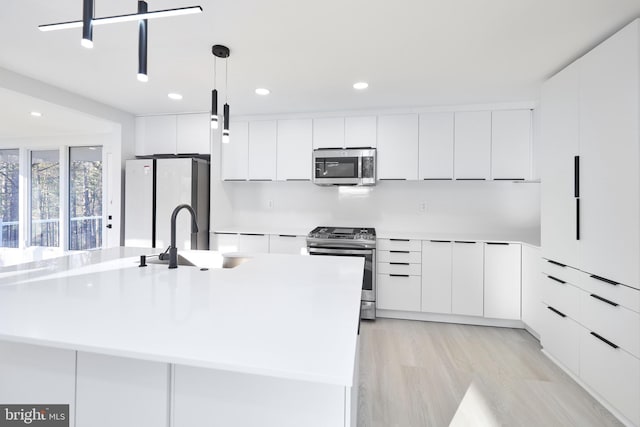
358;156;362;179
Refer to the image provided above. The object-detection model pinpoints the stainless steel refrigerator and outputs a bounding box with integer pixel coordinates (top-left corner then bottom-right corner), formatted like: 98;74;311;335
124;156;209;250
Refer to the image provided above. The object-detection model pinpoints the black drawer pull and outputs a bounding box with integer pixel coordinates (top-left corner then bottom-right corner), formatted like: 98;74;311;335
574;156;580;198
589;275;619;286
547;260;567;267
390;262;410;266
389;239;410;242
590;332;618;349
379;178;407;181
389;250;410;254
241;233;265;236
278;234;297;238
430;240;450;243
486;242;509;245
547;306;566;318
214;232;236;235
590;294;619;307
454;241;476;244
456;178;486;181
423;178;452;181
547;275;566;284
389;274;410;278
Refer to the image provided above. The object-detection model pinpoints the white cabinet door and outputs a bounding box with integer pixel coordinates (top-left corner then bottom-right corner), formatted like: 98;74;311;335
248;120;277;181
484;243;521;320
313;117;344;149
521;245;543;334
418;112;454;180
377;114;419;180
539;302;581;376
269;234;306;255
540;62;580;268
75;352;169;427
221;121;249;180
454;111;491;179
238;234;270;253
345;116;377;148
421;240;452;313
0;341;76;426
578;21;640;289
377;274;421;311
211;232;239;252
491;110;531;180
451;242;484;316
177;113;210;154
137;115;177;155
276;119;312;181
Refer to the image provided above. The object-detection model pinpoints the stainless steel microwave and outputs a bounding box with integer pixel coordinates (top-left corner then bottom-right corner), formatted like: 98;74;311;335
312;148;376;186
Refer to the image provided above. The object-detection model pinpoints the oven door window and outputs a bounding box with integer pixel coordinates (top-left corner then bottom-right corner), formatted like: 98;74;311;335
315;157;359;179
307;252;372;292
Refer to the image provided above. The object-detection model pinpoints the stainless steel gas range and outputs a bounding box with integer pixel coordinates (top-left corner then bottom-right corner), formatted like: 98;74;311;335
306;227;376;320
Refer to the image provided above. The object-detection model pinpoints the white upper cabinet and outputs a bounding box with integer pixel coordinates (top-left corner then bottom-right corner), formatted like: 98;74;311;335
491;110;531;180
540;62;580;268
418;112;454;180
276;119;313;181
454;111;491;180
345;116;377;148
578;20;640;288
221;121;249;180
248;120;277;181
377;114;419;180
177;113;210;154
313;117;345;149
484;243;521;320
136;115;177;155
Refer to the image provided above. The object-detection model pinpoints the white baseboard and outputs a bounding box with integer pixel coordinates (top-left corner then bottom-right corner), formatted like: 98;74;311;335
375;309;524;329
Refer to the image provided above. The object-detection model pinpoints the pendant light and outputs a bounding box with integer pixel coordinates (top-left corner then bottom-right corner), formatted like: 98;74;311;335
81;0;94;48
137;1;148;82
210;52;219;129
212;45;230;143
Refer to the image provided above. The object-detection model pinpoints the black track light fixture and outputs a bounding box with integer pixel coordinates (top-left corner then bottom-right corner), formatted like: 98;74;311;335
212;45;231;142
137;1;148;82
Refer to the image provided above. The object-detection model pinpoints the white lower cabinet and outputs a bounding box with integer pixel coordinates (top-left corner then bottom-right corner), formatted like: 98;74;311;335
521;245;544;334
451;242;484;316
377;274;421;311
580;328;640;426
540;302;581;376
484;243;521;320
237;233;270;253
211;232;239;252
269;234;307;255
75;352;169;427
421;240;452;314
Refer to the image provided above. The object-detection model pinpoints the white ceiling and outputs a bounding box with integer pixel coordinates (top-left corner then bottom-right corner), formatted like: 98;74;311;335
1;0;639;121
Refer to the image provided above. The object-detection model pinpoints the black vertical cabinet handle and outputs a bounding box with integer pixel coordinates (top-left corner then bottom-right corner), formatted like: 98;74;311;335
574;156;580;198
590;332;619;349
576;199;580;240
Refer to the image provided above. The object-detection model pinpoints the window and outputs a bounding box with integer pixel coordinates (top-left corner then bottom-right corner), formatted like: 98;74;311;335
30;150;60;247
69;147;103;250
0;149;19;248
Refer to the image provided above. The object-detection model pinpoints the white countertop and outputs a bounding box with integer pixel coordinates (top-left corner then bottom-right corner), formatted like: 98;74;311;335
0;247;364;387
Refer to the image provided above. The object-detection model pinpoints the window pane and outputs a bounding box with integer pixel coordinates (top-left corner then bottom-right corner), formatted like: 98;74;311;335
69;146;102;250
31;150;60;247
0;149;19;248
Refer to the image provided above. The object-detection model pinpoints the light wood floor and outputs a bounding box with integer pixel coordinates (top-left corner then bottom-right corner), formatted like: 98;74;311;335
357;318;622;427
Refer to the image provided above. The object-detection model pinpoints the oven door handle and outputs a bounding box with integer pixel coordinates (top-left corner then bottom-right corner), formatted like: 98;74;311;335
308;248;373;256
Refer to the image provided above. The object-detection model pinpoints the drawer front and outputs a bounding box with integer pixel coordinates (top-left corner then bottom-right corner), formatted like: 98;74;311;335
377;250;422;264
540;303;581;376
540;258;581;285
377;239;422;252
578;271;640;313
268;235;306;255
540;273;581;320
377;274;421;312
580;292;640;358
580;328;640;426
377;262;421;276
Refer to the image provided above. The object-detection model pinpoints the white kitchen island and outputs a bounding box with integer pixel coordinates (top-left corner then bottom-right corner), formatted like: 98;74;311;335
0;247;364;427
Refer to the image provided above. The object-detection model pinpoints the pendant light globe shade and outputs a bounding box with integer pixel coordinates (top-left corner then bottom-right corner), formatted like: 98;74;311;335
222;102;230;143
211;89;219;129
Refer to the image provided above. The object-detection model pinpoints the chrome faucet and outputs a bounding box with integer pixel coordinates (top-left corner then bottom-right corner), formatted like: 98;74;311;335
169;204;199;269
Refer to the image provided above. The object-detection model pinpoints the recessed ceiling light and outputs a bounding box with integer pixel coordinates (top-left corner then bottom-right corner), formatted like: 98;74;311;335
30;111;42;117
353;82;369;90
168;93;183;100
255;88;270;96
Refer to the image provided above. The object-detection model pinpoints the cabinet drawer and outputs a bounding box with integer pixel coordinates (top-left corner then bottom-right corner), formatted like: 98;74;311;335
580;328;640;426
377;250;421;263
377;239;422;252
540;258;581;285
540;273;581;320
578;271;640;313
540;303;581;376
377;263;421;276
580;292;640;358
377;274;421;312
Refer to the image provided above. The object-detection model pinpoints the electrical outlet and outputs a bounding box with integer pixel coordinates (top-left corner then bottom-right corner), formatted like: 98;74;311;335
267;199;274;209
419;202;427;213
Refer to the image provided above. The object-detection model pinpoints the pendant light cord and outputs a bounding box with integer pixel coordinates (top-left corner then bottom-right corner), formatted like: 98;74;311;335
225;58;229;103
213;57;216;88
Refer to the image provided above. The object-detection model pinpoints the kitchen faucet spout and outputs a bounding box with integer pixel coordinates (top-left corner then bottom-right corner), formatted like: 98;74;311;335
169;204;198;269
